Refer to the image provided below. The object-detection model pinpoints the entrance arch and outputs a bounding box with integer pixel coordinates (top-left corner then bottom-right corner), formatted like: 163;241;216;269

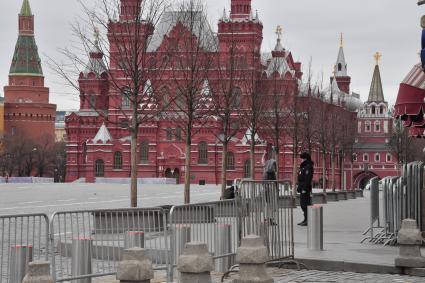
165;168;180;184
354;171;379;190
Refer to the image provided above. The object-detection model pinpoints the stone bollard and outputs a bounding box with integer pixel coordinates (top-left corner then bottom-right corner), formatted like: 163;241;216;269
395;219;425;268
233;235;273;283
116;248;154;283
22;261;54;283
177;242;214;283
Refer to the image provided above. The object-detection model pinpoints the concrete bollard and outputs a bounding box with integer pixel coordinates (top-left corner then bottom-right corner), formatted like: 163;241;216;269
233;235;273;283
9;245;33;283
116;248;154;283
395;219;425;268
173;225;191;264
215;224;233;272
125;231;145;249
71;238;93;283
307;205;324;251
22;261;54;283
177;242;214;283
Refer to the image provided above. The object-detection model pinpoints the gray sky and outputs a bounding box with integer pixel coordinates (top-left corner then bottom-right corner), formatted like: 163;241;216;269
0;0;422;110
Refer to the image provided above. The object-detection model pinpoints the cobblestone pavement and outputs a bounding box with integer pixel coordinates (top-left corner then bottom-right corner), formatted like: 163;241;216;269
218;268;425;283
95;268;425;283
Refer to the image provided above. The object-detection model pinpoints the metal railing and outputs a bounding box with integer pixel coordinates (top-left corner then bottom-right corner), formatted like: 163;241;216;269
168;199;238;280
49;208;168;282
0;213;49;283
362;162;424;245
238;181;295;261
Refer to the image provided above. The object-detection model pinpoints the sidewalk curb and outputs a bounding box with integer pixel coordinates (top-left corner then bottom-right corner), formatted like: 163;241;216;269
271;258;406;275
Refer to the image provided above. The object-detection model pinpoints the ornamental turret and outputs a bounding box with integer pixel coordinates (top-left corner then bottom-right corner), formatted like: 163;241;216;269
230;0;252;20
120;0;142;21
332;33;351;94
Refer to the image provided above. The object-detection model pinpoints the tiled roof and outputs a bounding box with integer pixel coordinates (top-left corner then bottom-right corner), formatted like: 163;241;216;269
9;35;43;76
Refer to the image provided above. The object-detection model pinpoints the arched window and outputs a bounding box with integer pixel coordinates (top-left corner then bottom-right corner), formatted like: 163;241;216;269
113;152;123;169
371;105;376;115
226;152;235;170
375;153;380;162
380;106;384;115
374;121;381;132
386;154;392;163
198;142;208;164
89;95;96;109
140;141;149;163
363;154;369;162
166;128;173;141
95;159;105;177
352;153;357;162
244;159;251;178
122;88;131;108
338;63;342;71
176;127;182;141
365;121;371;132
232;87;241;108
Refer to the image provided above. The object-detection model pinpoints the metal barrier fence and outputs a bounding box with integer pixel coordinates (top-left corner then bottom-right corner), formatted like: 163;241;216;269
362;162;424;245
0;214;49;283
168;199;238;280
238;181;295;261
49;208;168;282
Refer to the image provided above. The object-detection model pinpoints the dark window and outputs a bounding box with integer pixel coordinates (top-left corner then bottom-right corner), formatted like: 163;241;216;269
375;154;380;162
89;95;96;109
166;128;173;141
338;63;342;71
95;159;105;177
372;106;376;115
226;152;235;170
120;120;129;129
244;159;251;178
82;142;87;164
232;87;241;108
113;152;123;169
122;88;131;108
198;142;208;164
176;127;182;141
140;141;149;163
380;106;384;114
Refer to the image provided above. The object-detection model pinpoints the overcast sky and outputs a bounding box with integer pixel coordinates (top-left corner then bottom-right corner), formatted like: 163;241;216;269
0;0;422;110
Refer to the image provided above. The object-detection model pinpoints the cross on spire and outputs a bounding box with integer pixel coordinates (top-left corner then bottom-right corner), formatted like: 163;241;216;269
374;52;382;65
276;25;283;40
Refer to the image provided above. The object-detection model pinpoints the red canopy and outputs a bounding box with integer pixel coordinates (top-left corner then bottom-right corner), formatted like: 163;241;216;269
394;63;425;136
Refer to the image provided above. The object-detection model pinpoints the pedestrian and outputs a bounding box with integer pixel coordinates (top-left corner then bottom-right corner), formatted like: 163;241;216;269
262;149;277;225
297;152;314;226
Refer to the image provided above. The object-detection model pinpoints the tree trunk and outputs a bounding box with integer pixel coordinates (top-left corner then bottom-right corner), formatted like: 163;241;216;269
275;146;280;181
220;142;228;198
250;134;256;179
130;116;138;208
322;151;326;193
184;135;191;204
350;161;354;190
331;151;335;192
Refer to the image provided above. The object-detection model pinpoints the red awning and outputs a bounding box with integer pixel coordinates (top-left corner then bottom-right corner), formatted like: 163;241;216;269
394;83;425;120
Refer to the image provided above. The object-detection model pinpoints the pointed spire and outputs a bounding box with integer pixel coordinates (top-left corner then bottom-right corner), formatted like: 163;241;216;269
221;8;228;21
20;0;32;16
335;33;348;77
368;53;385;103
274;25;284;52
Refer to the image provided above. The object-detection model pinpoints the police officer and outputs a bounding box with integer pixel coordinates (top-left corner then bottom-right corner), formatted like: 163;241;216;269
297;152;314;226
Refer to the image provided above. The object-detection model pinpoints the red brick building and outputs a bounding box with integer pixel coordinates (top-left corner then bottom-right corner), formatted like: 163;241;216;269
65;0;398;188
3;0;56;143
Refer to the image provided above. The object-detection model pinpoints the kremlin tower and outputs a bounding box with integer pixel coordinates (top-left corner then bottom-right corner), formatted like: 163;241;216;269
3;0;56;142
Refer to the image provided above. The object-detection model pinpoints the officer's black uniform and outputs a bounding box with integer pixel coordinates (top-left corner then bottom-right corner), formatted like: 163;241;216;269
297;153;314;226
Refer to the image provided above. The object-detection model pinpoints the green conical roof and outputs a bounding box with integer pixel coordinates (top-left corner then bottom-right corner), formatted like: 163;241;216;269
20;0;32;16
9;35;43;76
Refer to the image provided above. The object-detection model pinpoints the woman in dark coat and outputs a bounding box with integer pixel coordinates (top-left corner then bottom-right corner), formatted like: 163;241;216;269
297;152;314;226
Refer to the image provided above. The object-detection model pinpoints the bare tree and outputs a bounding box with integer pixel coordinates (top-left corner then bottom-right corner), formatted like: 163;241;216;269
165;0;215;204
390;119;425;164
49;0;170;207
209;31;243;197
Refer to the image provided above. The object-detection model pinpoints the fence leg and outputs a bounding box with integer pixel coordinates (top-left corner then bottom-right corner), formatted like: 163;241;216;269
71;238;93;283
117;248;154;283
215;224;233;272
9;245;33;283
22;261;54;283
124;231;145;249
178;242;213;283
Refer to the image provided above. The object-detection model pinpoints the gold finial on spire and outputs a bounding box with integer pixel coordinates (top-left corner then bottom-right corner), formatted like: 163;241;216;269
276;25;283;40
374;52;382;65
340;32;344;47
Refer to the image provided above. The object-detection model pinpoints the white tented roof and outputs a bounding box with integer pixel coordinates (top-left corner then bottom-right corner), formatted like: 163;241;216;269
93;123;113;144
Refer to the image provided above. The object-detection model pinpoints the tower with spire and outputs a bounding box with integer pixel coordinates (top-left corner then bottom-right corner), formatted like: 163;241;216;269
332;33;351;94
3;0;56;142
217;0;263;62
